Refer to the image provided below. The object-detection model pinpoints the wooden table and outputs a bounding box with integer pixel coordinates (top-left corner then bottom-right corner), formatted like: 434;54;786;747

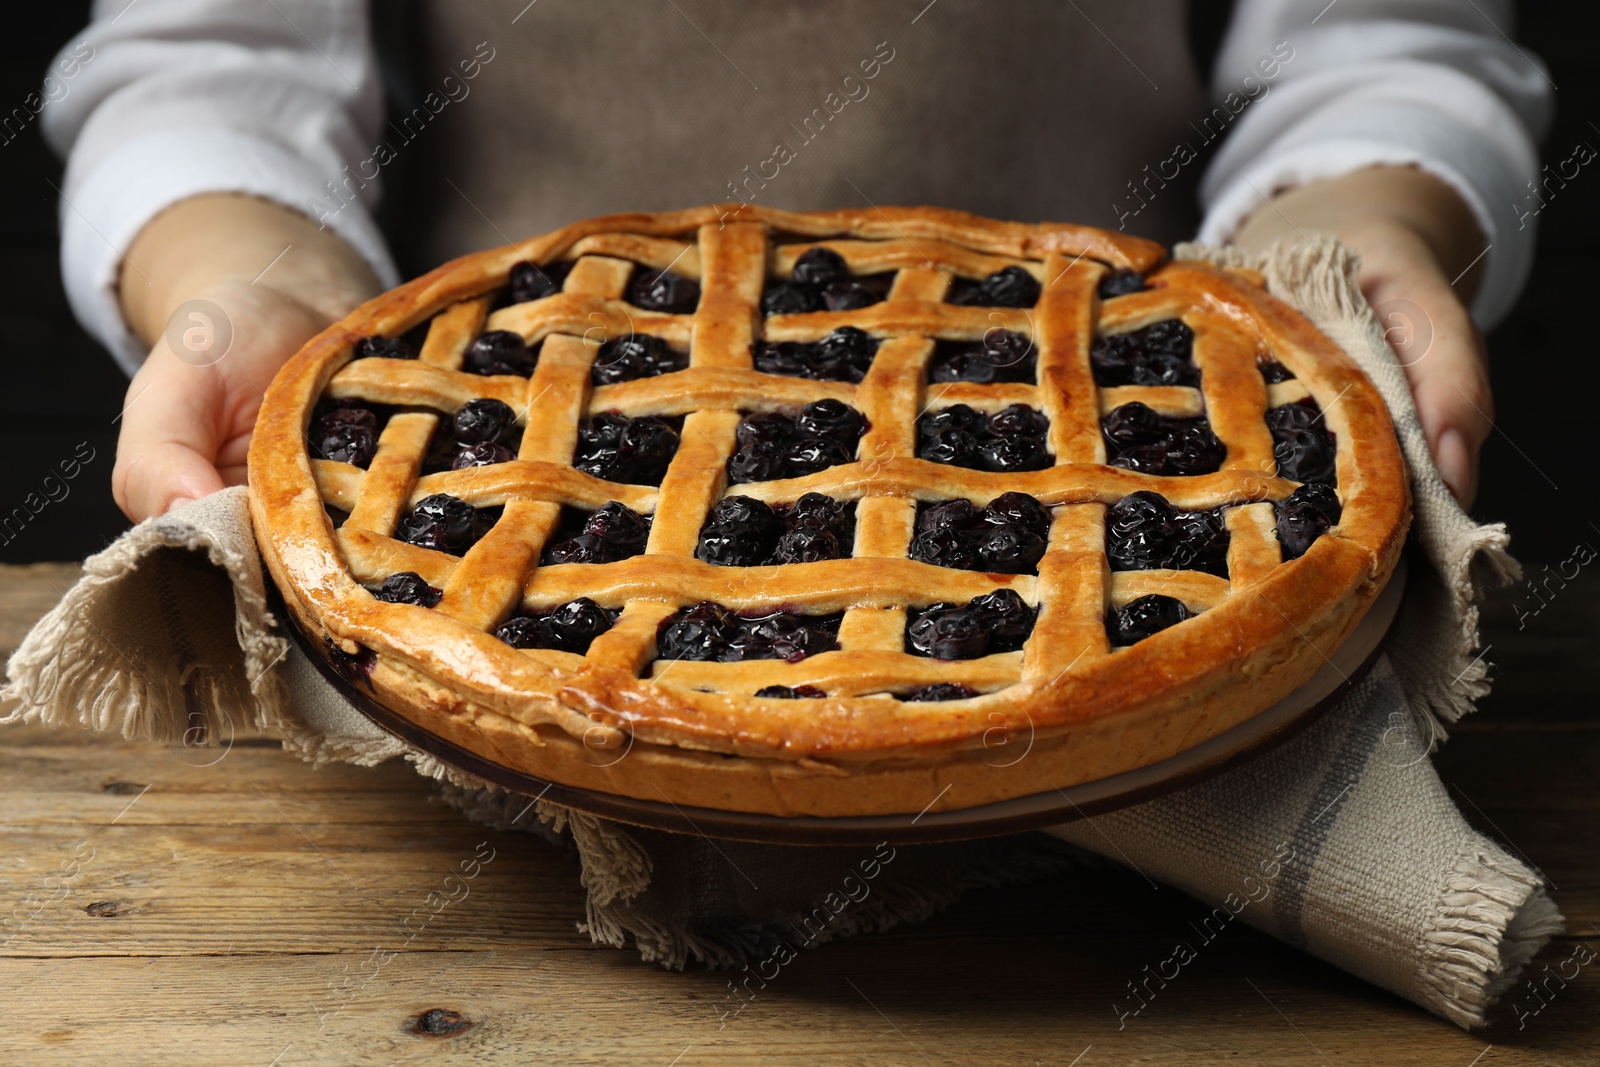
1;562;1595;1066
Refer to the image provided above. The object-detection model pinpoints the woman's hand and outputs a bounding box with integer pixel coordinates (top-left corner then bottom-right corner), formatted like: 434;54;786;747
1234;166;1493;507
114;194;382;522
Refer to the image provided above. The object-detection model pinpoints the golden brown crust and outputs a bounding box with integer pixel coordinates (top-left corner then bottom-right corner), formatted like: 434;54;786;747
248;204;1408;817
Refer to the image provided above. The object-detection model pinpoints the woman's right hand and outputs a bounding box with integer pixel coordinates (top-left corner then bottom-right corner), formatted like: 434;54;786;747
113;195;382;522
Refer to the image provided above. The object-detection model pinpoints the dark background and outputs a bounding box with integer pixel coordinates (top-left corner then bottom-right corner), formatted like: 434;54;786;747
0;4;1593;565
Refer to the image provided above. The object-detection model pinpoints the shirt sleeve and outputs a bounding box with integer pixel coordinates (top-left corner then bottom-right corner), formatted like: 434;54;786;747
1199;0;1553;329
41;0;399;374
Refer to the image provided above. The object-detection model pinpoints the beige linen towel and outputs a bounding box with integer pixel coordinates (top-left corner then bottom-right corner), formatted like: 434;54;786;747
2;239;1560;1029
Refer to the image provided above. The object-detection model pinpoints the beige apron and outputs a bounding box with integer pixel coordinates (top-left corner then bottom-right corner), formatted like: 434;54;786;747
395;0;1207;269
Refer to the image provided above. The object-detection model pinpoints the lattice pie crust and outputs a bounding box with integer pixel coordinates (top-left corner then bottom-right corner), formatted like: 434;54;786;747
249;206;1408;818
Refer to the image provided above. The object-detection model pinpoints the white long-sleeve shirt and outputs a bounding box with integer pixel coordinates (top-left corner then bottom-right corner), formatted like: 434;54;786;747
42;0;1551;374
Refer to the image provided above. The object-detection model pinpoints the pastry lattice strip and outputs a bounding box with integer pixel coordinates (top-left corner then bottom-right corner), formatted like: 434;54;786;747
310;224;1317;697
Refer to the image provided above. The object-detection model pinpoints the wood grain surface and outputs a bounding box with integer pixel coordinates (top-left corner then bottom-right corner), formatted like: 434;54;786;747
1;561;1595;1066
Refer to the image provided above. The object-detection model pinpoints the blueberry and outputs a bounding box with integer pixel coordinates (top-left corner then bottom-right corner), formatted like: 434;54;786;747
775;526;842;563
908;526;979;570
586;501;650;555
813;326;878;379
975;523;1046;574
453;398;517;444
1109;594;1191;645
1102;402;1167;448
752;340;813;378
452;441;514;468
1259;358;1295;384
1107;491;1175;537
1276;504;1331;559
494;616;546;649
1091;320;1197;387
755;685;827;699
979;265;1041;308
982;329;1035;369
987;404;1049;440
921;427;981;467
592;334;683;385
919;499;982;532
628;269;700;313
315;423;378;467
734;412;793;451
1275;482;1340;558
821;280;882;311
354;335;416;361
978;435;1050;473
907;605;989;659
545;533;606;564
792;247;848;287
541;598;614;653
1172;509;1229;576
929;350;997;384
657;602;736;661
1097;269;1147;299
969;589;1036;651
1274;430;1336;483
946;267;1039;307
708;496;782;536
575;414;679;484
1165;423;1226;475
727;441;788;484
1265;401;1320;437
986;493;1052;537
795;398;865;441
761;283;819;315
464;330;536;377
783;435;854;477
698;525;774;566
921;405;986;439
900;683;977;701
396;494;481;554
786;492;845;530
375;572;441;607
1285;482;1341;523
508;261;567;303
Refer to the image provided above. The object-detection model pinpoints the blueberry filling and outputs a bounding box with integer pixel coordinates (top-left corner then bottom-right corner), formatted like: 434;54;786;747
394;494;500;556
761;247;893;316
1108;594;1191;645
1105;491;1229;576
928;329;1036;384
353;335;417;362
917;403;1052;472
463;330;537;377
897;683;978;702
505;260;574;304
374;571;442;607
1097;269;1148;300
1090;319;1197;387
1101;401;1225;476
1258;358;1295;384
946;266;1041;308
755;684;827;699
696;492;856;566
573;413;681;485
310;398;389;469
752;325;880;382
494;597;617;654
542;501;652;564
423;398;524;473
907;493;1051;575
906;589;1036;660
591;334;686;385
627;268;700;313
1266;400;1337;484
655;602;842;663
1274;482;1341;559
726;400;867;484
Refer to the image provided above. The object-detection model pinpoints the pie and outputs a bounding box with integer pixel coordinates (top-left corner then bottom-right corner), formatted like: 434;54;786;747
248;205;1409;819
